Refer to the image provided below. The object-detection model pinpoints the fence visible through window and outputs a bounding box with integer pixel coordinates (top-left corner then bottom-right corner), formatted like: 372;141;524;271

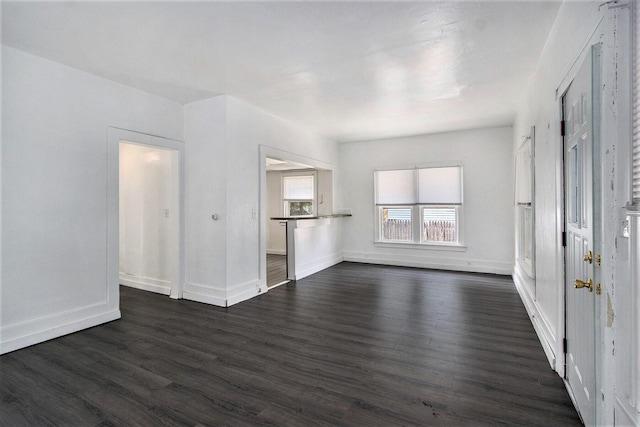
381;207;457;243
422;207;457;243
382;208;412;241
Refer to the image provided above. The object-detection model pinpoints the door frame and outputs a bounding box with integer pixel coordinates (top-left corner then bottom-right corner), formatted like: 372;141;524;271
557;36;604;425
107;127;186;299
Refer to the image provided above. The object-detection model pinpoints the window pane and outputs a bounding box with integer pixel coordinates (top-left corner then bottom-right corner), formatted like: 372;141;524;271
569;145;580;224
288;201;313;216
381;207;412;241
524;206;533;261
422;207;457;243
375;170;416;204
418;167;462;204
515;141;532;204
283;175;314;199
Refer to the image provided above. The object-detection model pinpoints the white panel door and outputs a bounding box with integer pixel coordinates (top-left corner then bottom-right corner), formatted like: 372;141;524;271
563;47;598;426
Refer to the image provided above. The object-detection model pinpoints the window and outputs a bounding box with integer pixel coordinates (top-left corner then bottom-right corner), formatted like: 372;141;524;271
282;173;315;217
375;166;463;246
515;127;534;277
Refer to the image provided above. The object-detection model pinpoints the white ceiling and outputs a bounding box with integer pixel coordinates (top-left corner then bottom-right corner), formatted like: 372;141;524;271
1;1;561;142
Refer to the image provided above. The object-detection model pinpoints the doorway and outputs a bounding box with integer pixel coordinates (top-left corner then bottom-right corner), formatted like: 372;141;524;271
265;157;318;288
266;158;288;287
107;128;185;301
259;147;336;291
562;44;601;426
119;141;179;296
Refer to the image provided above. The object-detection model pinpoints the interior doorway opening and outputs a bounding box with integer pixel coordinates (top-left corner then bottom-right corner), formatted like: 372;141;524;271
265;156;332;288
260;147;335;291
265;157;303;288
119;140;181;298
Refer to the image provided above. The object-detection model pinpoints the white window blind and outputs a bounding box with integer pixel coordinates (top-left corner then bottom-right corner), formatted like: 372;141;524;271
375;169;416;204
418;166;462;204
634;0;640;204
283;175;314;199
375;167;462;205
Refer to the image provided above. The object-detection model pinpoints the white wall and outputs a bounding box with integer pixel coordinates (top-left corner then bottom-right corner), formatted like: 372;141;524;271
183;97;228;306
340;127;514;275
1;46;183;354
602;7;635;424
293;218;344;280
183;95;342;306
226;96;342;304
119;143;176;295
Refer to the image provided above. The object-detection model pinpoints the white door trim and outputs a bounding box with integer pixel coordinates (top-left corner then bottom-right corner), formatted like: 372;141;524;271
554;17;606;381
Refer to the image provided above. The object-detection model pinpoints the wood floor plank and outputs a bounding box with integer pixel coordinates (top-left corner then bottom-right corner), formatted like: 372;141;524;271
267;254;287;287
0;262;581;426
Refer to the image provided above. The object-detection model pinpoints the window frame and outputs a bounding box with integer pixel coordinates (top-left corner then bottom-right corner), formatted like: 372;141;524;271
374;165;464;249
282;171;317;218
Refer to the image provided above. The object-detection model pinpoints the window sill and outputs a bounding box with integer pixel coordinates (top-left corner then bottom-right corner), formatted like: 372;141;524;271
374;241;467;252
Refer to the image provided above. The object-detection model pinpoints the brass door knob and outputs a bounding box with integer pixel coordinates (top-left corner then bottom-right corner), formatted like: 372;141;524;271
574;278;593;292
583;251;593;264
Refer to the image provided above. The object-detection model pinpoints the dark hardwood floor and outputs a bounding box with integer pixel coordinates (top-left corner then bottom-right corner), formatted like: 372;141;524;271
267;254;287;287
0;262;581;426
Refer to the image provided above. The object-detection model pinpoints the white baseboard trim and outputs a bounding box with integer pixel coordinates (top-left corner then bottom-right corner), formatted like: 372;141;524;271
119;273;171;296
343;252;513;275
295;252;343;280
1;305;121;355
183;280;263;307
182;282;226;307
227;279;263;306
512;264;558;371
